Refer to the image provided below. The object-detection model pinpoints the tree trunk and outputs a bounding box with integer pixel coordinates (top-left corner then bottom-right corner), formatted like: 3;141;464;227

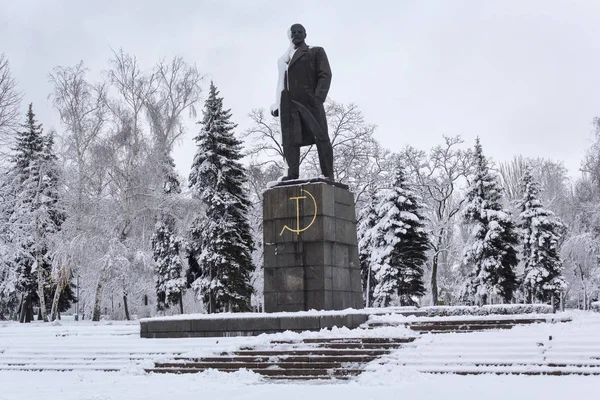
19;294;33;323
123;293;130;320
36;255;48;323
179;295;184;314
430;234;443;306
431;252;439;306
365;261;371;308
481;293;488;306
17;294;24;322
92;280;104;321
50;278;63;321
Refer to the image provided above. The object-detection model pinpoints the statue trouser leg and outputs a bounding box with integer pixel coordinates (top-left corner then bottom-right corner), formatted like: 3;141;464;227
283;145;300;179
315;139;334;180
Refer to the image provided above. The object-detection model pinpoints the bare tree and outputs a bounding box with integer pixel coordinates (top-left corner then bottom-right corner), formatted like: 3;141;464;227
561;230;600;310
242;108;297;167
401;135;474;306
304;101;391;204
0;54;23;154
49;61;109;321
243;100;391;205
145;57;203;156
49;61;107;223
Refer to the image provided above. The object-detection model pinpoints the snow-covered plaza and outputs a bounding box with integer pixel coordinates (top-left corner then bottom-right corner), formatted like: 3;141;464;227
1;311;599;400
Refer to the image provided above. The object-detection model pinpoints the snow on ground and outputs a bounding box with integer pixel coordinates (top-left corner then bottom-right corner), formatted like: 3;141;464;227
1;370;599;400
1;311;599;400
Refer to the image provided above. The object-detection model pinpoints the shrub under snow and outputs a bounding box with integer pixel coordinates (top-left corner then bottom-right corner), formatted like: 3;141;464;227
421;304;553;317
592;302;600;312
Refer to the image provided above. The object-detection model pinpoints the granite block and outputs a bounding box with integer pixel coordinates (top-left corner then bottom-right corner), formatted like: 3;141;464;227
190;318;228;332
280;316;320;331
264;292;277;312
332;291;351;309
333;244;350;267
334;202;357;222
332;267;351;291
147;319;191;333
227;317;280;331
275;267;304;292
319;314;352;329
305;290;325;310
334;186;354;206
278;291;305;305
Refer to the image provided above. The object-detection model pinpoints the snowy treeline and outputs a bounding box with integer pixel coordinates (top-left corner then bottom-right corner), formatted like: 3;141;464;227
0;51;600;321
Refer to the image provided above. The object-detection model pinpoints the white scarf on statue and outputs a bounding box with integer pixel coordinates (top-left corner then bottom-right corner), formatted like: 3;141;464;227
271;29;297;114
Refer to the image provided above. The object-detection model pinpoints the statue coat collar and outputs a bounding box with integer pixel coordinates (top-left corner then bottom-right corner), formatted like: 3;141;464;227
288;43;309;68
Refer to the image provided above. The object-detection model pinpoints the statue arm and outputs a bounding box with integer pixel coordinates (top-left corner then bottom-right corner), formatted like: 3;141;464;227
314;47;332;103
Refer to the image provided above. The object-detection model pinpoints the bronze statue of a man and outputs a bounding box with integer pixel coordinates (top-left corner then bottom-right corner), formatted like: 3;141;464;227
271;23;334;181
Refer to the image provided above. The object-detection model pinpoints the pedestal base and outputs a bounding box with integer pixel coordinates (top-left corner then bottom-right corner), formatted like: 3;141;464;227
262;180;363;313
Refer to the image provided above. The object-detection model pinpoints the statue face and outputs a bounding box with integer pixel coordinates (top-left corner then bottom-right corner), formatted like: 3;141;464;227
290;24;306;46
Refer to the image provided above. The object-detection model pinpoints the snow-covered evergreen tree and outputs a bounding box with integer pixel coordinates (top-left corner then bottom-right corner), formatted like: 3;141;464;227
357;185;379;307
518;166;566;303
187;82;255;313
151;216;186;313
462;138;518;304
370;169;429;307
5;104;64;322
35;131;70;320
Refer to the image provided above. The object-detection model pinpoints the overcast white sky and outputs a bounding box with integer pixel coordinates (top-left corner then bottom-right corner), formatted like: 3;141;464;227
2;0;600;178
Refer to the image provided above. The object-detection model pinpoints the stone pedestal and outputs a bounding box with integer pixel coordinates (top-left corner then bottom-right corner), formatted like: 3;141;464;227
263;179;363;312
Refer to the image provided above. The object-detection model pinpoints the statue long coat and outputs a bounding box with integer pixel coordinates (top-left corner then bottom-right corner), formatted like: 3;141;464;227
278;44;332;147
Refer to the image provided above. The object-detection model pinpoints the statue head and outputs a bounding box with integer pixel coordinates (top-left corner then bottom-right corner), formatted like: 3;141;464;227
289;24;307;47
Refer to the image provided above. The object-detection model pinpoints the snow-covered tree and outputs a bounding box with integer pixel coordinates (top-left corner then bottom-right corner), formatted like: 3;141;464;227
188;82;255;313
357;185;379;307
401;135;474;305
152;216;186;313
370;169;429;307
462;138;518;304
518;166;566;303
4;104;64;322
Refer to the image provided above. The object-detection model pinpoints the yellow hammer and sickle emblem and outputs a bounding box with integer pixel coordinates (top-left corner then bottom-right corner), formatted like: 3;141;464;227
279;188;318;236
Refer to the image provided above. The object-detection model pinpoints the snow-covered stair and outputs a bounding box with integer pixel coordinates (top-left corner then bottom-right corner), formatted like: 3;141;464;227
146;337;417;380
0;321;216;372
367;314;600;376
365;314;571;334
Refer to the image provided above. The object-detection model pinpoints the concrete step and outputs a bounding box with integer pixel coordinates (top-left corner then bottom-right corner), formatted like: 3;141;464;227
396;361;600;368
421;369;600;376
176;355;379;363
301;337;416;344
315;342;404;349
410;324;514;331
264;375;351;381
229;349;390;357
0;365;121;372
146;367;363;377
154;361;345;369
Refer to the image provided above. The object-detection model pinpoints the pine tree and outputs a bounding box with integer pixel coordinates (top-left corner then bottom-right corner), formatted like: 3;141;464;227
462;138;518;304
151;141;185;313
7;104;63;322
187;82;255;313
357;186;379;307
370;169;429;307
152;216;186;313
518;166;566;303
